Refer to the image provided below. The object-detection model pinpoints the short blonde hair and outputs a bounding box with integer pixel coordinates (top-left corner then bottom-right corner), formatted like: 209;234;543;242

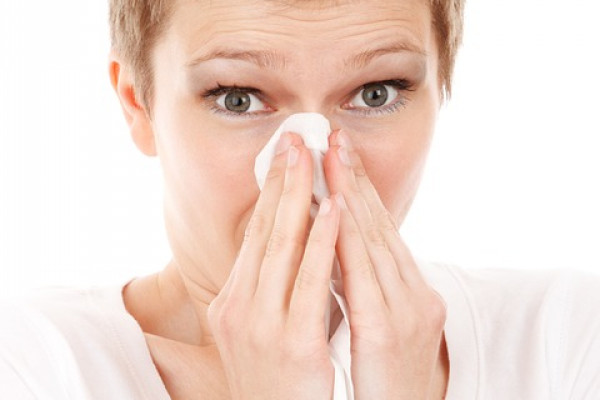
109;0;465;118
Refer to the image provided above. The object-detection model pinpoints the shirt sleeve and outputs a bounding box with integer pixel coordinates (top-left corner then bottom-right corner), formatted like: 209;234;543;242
549;270;600;398
0;356;37;400
0;301;66;399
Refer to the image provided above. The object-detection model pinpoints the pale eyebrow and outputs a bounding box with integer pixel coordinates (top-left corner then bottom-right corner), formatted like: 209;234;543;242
185;49;287;70
346;42;427;70
185;41;426;70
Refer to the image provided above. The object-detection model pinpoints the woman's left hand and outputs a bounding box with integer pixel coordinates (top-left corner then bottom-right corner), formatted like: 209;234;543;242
324;130;448;400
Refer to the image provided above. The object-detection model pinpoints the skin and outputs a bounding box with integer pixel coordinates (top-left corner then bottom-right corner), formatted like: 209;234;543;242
109;0;450;398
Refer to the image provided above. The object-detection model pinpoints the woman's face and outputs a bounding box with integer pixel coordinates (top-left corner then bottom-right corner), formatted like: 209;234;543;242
146;0;440;286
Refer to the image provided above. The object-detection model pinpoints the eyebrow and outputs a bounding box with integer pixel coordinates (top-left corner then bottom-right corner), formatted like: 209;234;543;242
185;41;426;70
186;48;287;70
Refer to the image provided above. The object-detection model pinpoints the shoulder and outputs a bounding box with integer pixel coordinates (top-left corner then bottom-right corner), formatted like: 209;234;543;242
418;259;597;316
422;261;600;332
540;269;600;397
0;284;165;398
418;259;600;396
0;287;93;396
0;285;128;351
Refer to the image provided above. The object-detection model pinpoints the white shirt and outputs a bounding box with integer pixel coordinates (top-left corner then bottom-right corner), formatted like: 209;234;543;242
1;260;599;399
0;283;170;399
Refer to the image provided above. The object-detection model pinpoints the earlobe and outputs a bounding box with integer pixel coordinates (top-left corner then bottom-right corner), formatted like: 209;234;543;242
108;50;157;157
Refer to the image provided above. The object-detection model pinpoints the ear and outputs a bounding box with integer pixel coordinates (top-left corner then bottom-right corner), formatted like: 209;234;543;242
108;50;157;156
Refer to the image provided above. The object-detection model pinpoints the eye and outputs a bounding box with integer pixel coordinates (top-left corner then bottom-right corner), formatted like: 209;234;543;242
341;79;413;117
349;82;399;109
202;79;411;119
215;89;268;113
201;84;272;118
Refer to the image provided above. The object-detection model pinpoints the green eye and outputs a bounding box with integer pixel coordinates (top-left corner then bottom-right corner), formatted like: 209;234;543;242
361;83;389;107
224;90;252;112
212;88;268;114
342;79;412;117
351;83;398;109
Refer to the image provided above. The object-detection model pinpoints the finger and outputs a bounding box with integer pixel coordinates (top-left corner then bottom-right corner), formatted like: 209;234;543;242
254;142;314;311
331;191;389;322
324;142;407;309
332;130;426;289
228;132;305;299
288;195;340;334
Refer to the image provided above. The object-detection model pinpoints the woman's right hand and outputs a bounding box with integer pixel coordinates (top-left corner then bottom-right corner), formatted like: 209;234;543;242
207;132;341;400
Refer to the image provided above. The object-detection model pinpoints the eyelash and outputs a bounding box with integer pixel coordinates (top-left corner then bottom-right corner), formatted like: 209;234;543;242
200;79;414;119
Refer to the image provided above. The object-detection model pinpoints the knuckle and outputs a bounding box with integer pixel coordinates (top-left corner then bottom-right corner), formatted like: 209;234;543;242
354;256;376;281
266;227;304;258
412;294;447;334
307;226;330;249
376;209;399;234
349;183;362;196
295;266;326;291
281;336;320;361
207;300;241;339
346;222;363;242
353;163;368;178
265;165;285;184
244;213;268;242
265;228;286;257
353;320;399;350
365;224;388;250
280;180;297;197
426;295;448;330
407;313;430;341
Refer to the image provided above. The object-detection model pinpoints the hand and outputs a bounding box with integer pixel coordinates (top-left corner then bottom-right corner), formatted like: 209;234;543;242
324;130;448;400
207;133;341;400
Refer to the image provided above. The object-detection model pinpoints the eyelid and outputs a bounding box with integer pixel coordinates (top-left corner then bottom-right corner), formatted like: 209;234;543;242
346;79;412;104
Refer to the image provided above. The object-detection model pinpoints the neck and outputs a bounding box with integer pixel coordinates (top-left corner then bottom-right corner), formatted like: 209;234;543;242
123;260;220;346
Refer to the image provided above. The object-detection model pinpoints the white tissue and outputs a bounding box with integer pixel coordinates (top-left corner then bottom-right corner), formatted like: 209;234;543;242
254;112;331;205
253;113;354;400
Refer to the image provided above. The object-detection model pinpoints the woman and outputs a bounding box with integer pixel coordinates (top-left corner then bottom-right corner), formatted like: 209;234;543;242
1;0;599;399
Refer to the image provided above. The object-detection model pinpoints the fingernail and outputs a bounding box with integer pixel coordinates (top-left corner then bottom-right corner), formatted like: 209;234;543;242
337;130;352;149
335;193;347;210
318;197;332;216
275;133;292;155
287;146;299;167
337;146;351;167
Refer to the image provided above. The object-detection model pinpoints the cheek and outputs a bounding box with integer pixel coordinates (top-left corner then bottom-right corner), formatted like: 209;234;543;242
350;107;436;220
361;139;428;217
200;160;260;242
156;107;264;238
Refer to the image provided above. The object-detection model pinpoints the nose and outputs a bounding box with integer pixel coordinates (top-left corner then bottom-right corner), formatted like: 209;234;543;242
282;107;342;144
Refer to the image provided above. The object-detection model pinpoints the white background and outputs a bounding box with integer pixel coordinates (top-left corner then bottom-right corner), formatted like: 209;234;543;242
1;1;599;297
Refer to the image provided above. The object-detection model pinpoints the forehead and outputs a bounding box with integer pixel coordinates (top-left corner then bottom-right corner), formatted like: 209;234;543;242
166;0;434;62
